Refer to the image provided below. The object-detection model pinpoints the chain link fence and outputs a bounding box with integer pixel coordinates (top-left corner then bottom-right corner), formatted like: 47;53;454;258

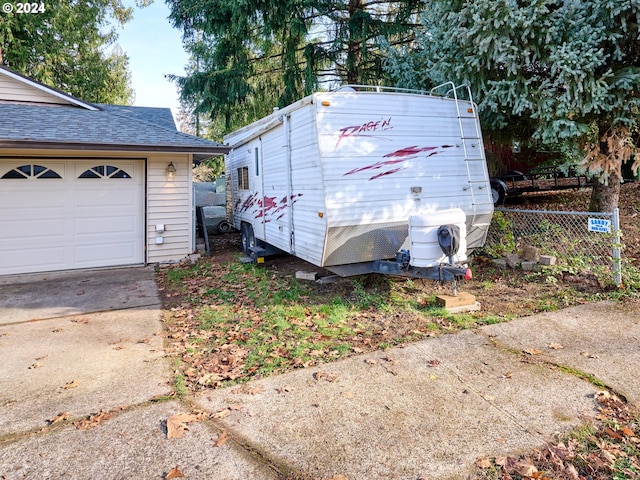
483;207;622;286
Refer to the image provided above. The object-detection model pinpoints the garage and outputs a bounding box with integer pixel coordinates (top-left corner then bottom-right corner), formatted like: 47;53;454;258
0;159;145;275
0;65;229;276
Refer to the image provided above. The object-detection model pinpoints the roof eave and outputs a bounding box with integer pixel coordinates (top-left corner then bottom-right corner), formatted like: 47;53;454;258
0;140;230;156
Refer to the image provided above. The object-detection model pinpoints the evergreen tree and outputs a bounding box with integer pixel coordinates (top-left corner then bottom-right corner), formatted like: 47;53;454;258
0;0;135;104
385;0;640;211
166;0;424;133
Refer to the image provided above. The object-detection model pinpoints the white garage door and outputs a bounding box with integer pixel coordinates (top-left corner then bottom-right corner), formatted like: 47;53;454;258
0;159;144;275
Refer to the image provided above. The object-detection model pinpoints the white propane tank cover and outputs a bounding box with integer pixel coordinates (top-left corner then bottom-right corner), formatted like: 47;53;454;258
408;208;468;267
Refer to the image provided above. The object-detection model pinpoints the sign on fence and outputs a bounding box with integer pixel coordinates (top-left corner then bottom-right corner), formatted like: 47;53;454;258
490;207;622;286
587;218;611;233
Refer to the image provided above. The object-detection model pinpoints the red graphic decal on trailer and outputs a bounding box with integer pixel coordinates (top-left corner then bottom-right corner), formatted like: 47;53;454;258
335;118;393;149
343;144;455;180
343;158;406;176
236;193;304;222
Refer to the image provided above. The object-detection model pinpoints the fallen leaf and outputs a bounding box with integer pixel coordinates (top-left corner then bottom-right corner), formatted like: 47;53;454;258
581;351;599;359
28;363;44;369
313;371;338;382
214;430;229;447
47;412;71;425
62;380;79;389
276;385;293;394
476;457;492;469
564;463;580;480
524;349;543;355
428;359;441;367
167;412;198;439
519;460;538;476
501;372;513;379
212;408;231;419
604;427;623;440
621;426;635;437
75;409;112;430
231;385;265;395
364;358;377;365
342;391;355;399
549;343;564;350
165;466;184;479
494;456;507;466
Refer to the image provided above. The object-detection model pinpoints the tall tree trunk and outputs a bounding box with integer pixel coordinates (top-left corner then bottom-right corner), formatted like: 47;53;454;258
587;124;630;212
589;167;621;212
346;0;364;84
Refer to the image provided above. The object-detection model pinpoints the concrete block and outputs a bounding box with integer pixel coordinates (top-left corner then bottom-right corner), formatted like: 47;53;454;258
521;261;539;271
505;253;520;269
492;258;508;269
520;245;541;262
539;255;557;266
295;271;317;281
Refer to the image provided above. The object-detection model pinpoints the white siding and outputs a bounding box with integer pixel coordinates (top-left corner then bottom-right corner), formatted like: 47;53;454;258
287;103;326;266
146;154;193;263
0;74;71;105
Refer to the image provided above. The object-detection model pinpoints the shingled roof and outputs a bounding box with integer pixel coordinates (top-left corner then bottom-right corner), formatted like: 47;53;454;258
0;67;228;159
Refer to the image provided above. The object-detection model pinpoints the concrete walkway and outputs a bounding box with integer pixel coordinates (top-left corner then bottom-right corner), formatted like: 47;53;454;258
0;268;638;479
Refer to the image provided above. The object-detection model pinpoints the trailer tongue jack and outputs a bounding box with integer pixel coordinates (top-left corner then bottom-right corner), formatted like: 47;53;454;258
372;222;470;296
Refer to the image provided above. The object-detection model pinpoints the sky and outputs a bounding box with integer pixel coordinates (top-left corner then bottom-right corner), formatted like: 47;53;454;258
116;1;189;119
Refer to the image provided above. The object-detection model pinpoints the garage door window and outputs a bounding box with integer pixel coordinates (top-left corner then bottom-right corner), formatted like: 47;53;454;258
1;164;62;179
78;165;131;179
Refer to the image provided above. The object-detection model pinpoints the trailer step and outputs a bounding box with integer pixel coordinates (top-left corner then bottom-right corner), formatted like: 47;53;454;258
248;246;267;255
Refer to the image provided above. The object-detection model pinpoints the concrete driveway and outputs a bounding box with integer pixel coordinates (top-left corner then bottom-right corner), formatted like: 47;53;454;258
0;267;277;480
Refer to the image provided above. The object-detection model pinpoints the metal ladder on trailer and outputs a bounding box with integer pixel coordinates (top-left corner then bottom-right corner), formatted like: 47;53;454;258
431;82;487;225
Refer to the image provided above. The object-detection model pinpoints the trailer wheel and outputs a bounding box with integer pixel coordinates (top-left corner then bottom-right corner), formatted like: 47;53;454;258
217;221;232;234
241;223;256;255
490;179;506;206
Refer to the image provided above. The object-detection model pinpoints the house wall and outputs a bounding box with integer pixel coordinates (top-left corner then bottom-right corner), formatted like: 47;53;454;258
0;74;71;105
146;153;194;264
0;148;194;267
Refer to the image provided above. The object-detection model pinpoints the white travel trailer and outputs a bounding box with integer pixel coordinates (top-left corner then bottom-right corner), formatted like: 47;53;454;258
225;83;494;282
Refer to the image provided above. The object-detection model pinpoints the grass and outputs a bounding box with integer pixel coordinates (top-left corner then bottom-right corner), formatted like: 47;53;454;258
158;247;637;392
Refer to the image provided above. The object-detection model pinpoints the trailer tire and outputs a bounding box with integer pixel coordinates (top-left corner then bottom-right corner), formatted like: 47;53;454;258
217;221;232;234
490;179;507;206
241;223;256;255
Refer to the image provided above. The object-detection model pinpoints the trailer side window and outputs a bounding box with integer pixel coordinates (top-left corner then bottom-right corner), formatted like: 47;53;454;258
237;166;249;190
